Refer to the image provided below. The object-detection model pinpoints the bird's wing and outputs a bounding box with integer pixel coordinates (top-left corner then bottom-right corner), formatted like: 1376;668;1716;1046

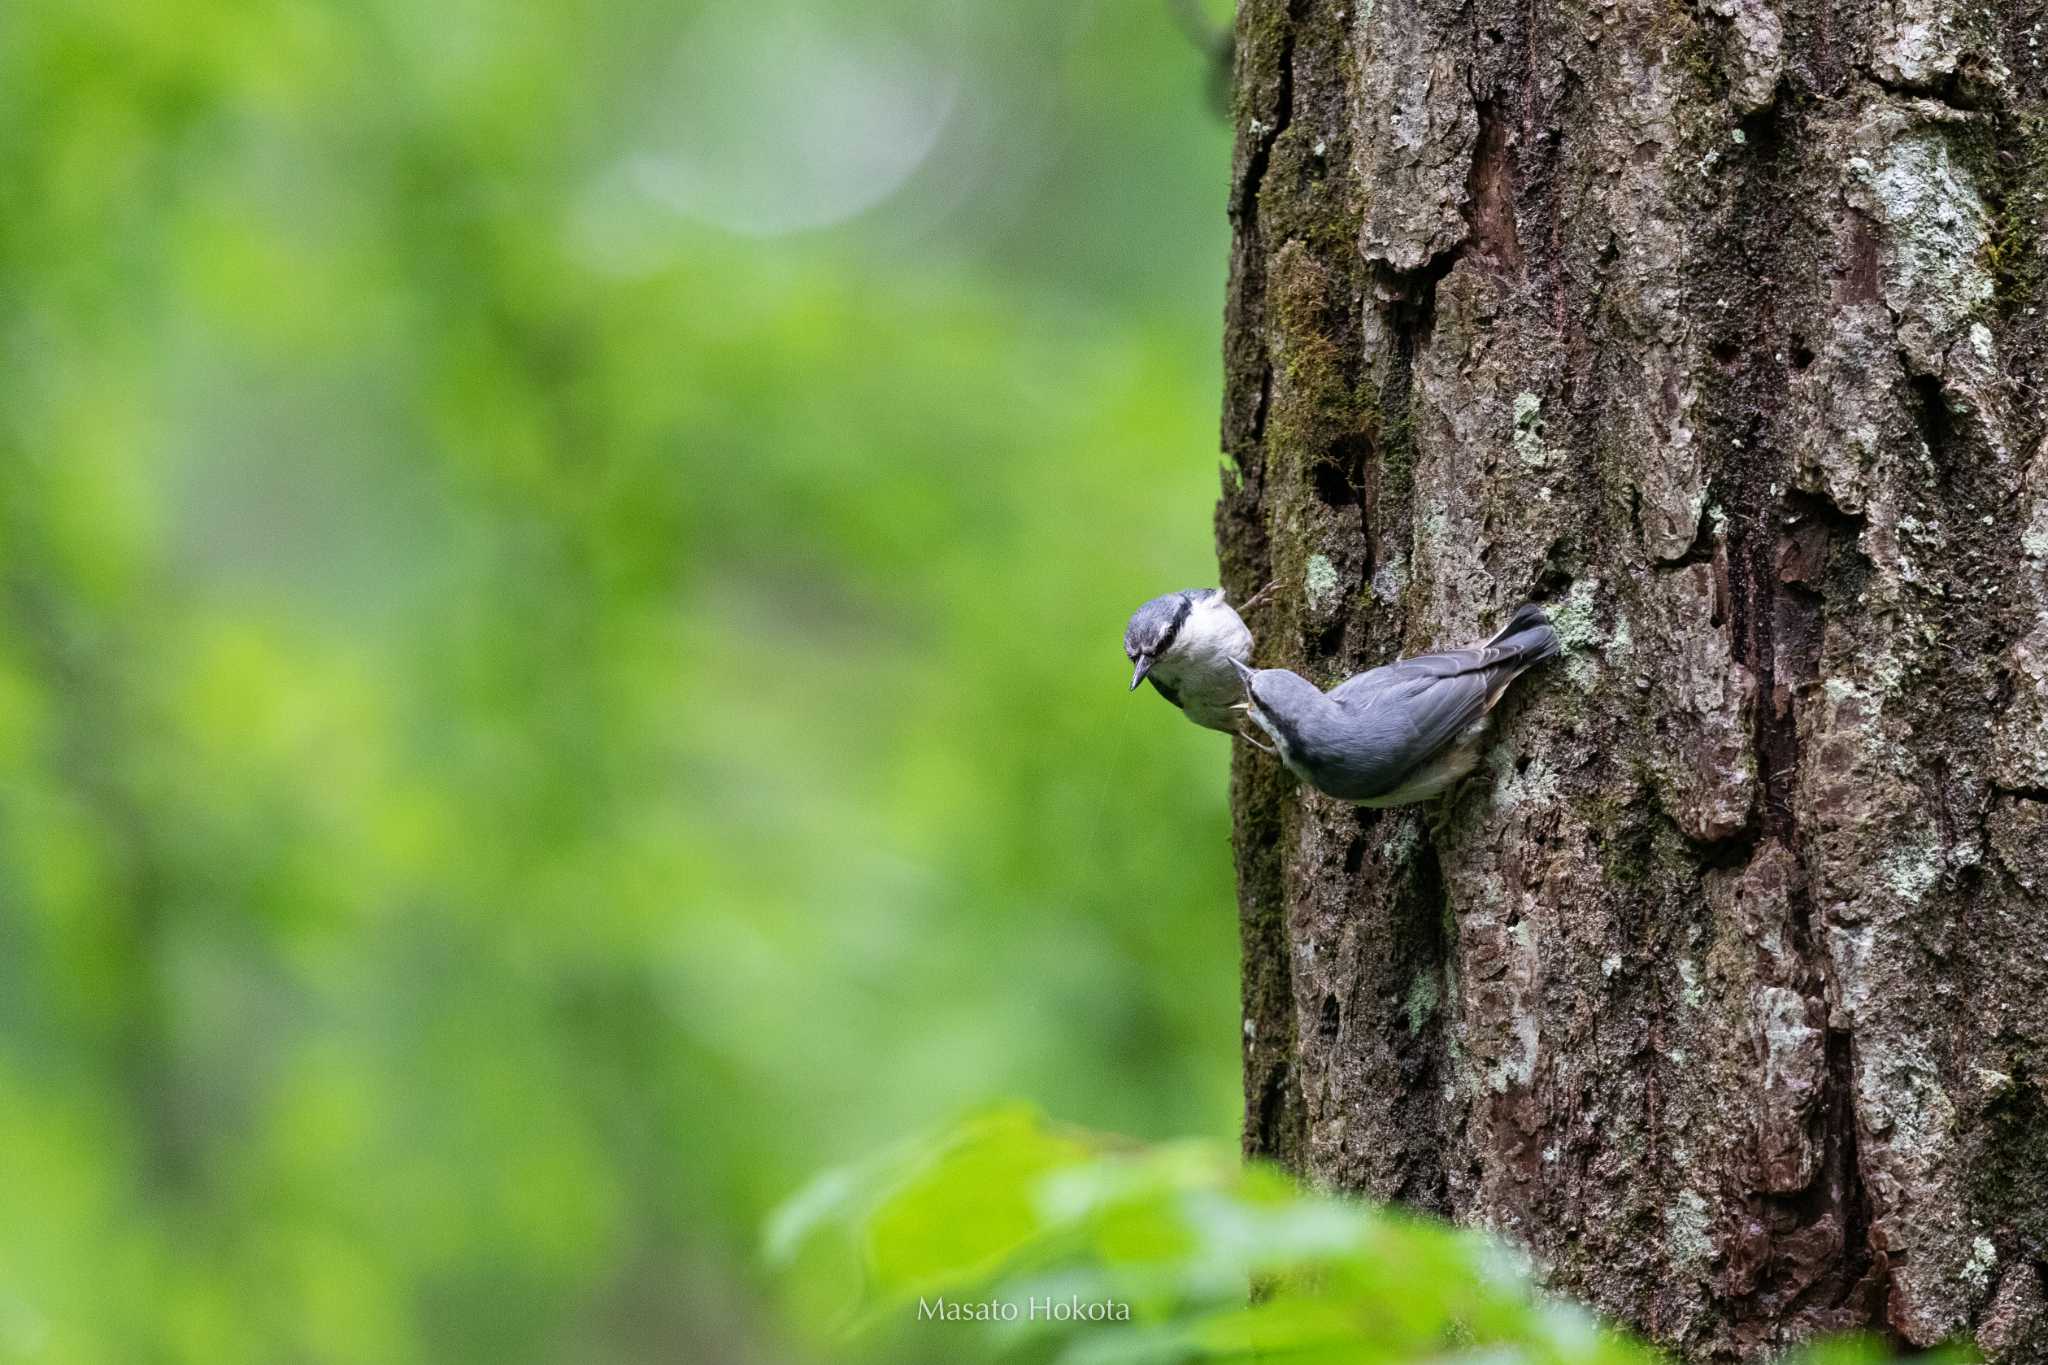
1329;634;1551;778
1332;610;1558;713
1374;667;1499;777
1326;661;1401;709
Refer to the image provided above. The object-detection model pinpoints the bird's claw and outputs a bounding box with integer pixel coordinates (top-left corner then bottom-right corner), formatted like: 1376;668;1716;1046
1238;579;1279;613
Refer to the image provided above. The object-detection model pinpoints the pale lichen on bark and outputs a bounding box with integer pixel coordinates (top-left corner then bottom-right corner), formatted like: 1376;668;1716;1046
1218;0;2048;1356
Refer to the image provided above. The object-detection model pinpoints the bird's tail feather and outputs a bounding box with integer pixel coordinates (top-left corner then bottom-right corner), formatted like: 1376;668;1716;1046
1485;603;1561;664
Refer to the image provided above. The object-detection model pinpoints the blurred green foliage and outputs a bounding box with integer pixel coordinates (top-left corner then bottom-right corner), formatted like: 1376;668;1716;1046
772;1109;1972;1365
0;0;1241;1360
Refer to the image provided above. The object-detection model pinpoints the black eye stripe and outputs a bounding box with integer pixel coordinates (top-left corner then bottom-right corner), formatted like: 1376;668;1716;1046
1156;595;1194;653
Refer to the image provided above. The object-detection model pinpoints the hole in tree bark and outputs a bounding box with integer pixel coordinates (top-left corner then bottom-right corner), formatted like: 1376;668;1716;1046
1910;374;1956;462
1312;459;1358;509
1315;617;1348;659
1464;102;1524;276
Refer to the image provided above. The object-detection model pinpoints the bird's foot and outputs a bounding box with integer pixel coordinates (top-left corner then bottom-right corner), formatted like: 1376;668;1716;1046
1238;579;1278;613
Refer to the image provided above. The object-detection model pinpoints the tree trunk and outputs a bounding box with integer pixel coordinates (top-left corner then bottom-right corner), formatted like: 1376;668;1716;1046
1216;1;2048;1358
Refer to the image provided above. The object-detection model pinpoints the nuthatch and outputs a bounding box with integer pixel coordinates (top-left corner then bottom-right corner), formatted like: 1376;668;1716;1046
1124;586;1267;733
1232;604;1559;806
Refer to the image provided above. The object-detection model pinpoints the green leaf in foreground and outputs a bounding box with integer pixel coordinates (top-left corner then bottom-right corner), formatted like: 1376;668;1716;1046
769;1108;1981;1364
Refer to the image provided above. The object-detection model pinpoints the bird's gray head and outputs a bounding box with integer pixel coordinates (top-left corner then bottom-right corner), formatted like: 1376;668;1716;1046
1124;592;1193;691
1230;659;1331;764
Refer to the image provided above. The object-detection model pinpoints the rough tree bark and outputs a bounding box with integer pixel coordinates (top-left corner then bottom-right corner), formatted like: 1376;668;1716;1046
1216;0;2048;1358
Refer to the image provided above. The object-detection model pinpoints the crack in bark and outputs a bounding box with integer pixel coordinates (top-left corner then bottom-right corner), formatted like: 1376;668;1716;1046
1860;66;1996;114
1232;2;1301;229
1709;93;1900;1344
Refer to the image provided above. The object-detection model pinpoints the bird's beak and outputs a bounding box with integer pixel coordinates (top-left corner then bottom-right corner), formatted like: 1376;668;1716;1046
1229;658;1256;694
1129;656;1153;691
